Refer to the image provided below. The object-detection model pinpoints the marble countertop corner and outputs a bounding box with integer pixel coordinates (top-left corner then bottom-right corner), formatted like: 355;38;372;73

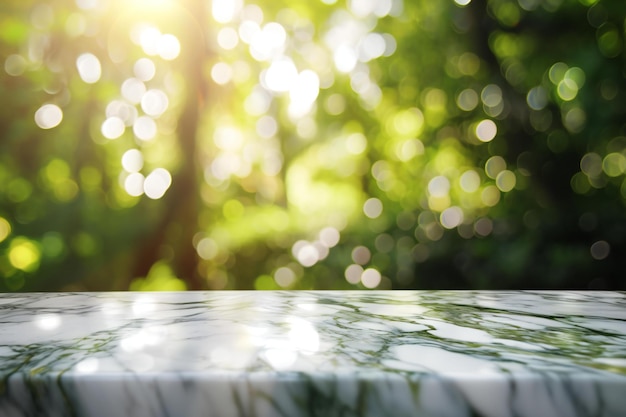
0;291;624;416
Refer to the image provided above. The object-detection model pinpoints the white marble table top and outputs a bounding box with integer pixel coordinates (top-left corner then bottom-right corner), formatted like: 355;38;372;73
0;291;624;417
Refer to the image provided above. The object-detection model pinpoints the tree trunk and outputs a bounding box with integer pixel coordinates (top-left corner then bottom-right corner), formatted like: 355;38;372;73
130;0;208;289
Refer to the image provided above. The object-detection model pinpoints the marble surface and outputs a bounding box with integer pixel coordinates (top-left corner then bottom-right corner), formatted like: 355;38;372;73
0;291;624;417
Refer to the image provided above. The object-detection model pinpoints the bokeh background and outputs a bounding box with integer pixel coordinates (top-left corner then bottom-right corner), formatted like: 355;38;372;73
0;0;625;291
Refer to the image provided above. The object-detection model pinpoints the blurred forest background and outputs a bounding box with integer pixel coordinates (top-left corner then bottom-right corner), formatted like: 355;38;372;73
0;0;625;291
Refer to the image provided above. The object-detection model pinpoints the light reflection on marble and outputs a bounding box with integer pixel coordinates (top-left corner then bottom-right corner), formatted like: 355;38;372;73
0;291;624;416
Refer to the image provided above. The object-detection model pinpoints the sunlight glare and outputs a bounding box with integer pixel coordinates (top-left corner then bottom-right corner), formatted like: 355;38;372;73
250;22;287;61
288;317;320;354
264;58;298;93
158;34;180;60
139;26;162;56
334;44;357;73
212;0;243;24
35;314;61;331
263;348;297;370
289;70;320;117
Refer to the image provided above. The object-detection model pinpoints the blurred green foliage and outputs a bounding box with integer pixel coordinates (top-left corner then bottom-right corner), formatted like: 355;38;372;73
0;0;625;291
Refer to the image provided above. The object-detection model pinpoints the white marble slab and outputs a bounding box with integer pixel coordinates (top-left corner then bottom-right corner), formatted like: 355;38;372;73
0;291;624;416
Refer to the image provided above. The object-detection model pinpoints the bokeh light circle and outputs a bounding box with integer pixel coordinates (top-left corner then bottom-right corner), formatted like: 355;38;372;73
121;149;144;173
475;119;497;142
76;53;101;83
133;116;157;141
144;168;172;199
35;104;63;129
363;198;383;218
361;268;381;288
590;240;610;260
101;116;125;139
